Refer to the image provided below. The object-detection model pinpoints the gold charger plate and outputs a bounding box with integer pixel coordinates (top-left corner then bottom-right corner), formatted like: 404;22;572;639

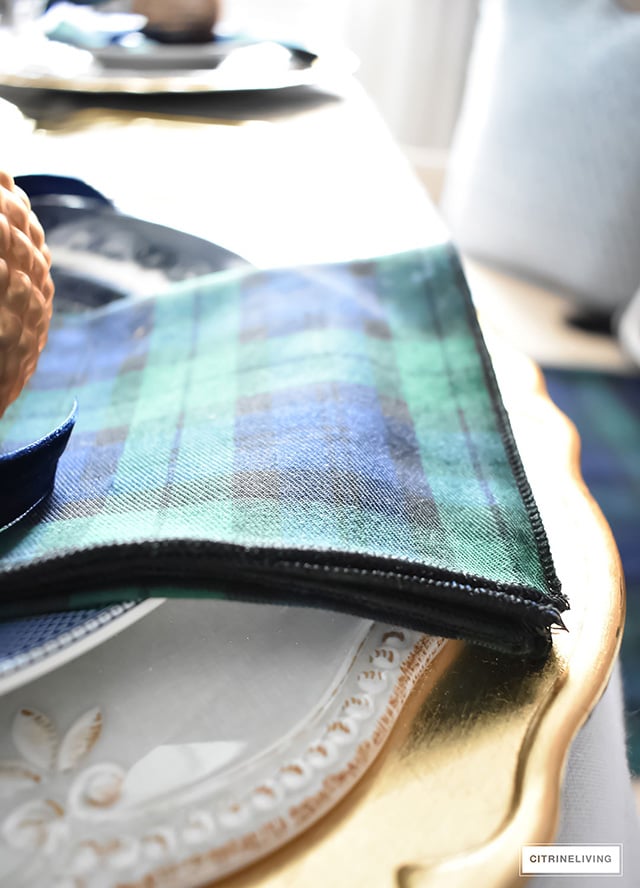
0;307;622;888
0;334;621;888
0;95;623;888
200;335;623;888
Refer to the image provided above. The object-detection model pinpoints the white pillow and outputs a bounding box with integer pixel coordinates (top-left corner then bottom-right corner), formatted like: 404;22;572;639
441;0;640;314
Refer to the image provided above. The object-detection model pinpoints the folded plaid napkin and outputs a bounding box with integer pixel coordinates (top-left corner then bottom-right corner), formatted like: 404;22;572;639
0;246;566;656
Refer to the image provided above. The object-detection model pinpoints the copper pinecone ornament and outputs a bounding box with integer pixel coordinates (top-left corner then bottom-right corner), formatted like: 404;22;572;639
0;171;54;417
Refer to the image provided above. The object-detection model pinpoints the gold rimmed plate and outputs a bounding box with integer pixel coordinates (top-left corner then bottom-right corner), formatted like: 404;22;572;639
0;337;624;888
0;29;358;94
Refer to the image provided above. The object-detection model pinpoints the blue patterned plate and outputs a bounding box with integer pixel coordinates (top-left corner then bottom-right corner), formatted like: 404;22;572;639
16;174;249;311
0;176;249;696
0;599;164;695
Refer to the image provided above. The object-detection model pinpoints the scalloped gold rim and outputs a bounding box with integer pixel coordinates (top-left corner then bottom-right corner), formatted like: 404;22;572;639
189;338;624;888
398;345;626;887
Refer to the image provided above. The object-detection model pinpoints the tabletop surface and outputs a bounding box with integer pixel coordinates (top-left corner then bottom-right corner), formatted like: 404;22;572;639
0;79;447;269
0;77;624;888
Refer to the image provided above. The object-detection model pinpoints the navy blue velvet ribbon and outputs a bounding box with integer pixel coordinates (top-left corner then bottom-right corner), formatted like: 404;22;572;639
14;175;111;207
0;403;77;531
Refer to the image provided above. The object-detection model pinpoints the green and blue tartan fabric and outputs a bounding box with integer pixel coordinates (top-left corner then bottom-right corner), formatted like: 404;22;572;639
0;246;566;655
544;369;640;764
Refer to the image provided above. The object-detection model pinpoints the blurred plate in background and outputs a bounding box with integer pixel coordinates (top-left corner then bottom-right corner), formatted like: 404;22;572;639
0;28;357;93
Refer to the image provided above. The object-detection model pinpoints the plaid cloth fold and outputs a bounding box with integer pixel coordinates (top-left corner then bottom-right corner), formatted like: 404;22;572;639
0;246;566;656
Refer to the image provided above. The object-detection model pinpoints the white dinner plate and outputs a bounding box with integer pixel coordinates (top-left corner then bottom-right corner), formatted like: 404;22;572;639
0;598;445;887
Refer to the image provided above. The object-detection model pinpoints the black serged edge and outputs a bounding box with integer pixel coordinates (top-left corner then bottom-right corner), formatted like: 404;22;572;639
441;245;566;609
0;539;564;657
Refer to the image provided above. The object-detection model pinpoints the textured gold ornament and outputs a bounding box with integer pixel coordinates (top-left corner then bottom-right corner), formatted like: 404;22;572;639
132;0;221;42
0;171;54;417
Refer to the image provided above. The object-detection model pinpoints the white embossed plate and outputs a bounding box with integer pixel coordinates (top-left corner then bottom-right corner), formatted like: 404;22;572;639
0;599;445;887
